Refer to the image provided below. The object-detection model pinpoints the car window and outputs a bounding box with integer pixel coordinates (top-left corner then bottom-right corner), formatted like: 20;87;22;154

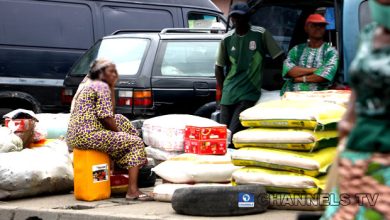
102;6;175;34
71;38;149;76
159;41;219;77
359;1;372;30
250;6;302;53
188;13;226;29
0;1;94;49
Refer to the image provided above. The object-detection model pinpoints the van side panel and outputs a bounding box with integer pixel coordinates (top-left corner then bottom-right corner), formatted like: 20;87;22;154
98;3;180;34
0;0;94;79
0;0;94;112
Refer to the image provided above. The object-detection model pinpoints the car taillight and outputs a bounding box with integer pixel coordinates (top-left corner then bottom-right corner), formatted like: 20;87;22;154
133;90;152;107
118;91;133;106
216;84;222;103
61;88;74;105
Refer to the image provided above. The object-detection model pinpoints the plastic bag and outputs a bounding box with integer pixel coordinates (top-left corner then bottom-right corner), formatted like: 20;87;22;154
0;127;23;153
0;140;73;200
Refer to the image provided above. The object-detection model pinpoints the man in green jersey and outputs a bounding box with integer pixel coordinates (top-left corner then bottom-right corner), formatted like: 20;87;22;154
281;14;339;95
215;2;283;143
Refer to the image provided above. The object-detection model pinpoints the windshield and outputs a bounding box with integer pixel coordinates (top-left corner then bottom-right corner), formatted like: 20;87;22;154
158;41;219;77
70;38;149;76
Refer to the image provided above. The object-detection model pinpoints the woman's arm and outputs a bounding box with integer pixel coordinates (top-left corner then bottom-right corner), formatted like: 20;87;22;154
338;90;356;140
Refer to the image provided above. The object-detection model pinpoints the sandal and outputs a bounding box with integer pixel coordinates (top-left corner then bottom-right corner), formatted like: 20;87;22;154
126;193;154;201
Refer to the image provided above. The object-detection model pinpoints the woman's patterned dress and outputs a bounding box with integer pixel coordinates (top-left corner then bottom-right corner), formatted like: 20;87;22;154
321;23;390;220
67;81;147;169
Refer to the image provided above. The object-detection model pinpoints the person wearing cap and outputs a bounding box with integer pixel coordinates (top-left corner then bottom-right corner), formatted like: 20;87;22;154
280;14;339;95
215;2;283;141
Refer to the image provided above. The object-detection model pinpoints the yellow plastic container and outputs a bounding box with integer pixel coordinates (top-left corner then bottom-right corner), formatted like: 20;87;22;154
73;148;111;201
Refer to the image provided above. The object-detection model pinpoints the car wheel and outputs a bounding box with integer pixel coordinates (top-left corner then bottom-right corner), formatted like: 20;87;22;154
193;102;217;119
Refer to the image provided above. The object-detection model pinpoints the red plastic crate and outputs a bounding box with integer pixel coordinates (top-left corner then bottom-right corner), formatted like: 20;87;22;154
184;139;227;155
185;125;227;140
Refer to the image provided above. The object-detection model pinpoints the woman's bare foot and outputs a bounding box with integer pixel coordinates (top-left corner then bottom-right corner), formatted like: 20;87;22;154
126;191;153;201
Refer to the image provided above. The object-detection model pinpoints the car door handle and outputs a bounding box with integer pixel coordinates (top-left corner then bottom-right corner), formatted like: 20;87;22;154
194;82;209;96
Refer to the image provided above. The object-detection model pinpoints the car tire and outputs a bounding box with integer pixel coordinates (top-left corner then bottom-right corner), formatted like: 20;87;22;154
172;185;269;216
193;102;217;119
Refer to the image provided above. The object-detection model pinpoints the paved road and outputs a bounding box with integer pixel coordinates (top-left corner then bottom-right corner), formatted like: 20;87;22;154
0;193;322;220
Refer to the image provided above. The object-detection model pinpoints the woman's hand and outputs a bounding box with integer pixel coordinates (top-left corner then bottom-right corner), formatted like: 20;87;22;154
102;65;118;88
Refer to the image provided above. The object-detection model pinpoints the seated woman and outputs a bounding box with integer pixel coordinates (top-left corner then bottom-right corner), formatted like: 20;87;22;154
67;59;152;201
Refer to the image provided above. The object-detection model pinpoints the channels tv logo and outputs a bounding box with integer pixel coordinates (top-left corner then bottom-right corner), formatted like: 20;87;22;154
238;193;255;208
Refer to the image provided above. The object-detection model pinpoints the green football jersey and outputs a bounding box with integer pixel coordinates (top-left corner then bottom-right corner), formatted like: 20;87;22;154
216;26;283;105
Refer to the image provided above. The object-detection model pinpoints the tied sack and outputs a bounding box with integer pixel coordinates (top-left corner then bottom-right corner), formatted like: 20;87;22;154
152;153;241;184
232;147;336;177
142;114;224;152
145;146;182;161
0;127;23;153
0;140;73;200
233;128;338;151
239;100;346;130
232;167;325;195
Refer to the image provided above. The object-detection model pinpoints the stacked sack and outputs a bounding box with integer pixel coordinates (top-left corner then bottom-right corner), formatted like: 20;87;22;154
144;115;238;202
152;153;240;202
143;114;230;163
231;100;346;210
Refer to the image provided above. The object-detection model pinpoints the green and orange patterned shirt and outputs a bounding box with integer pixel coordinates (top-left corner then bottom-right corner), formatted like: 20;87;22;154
216;26;283;105
281;42;339;95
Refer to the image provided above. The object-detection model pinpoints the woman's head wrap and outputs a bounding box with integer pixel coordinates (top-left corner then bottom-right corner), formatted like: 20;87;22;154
89;59;115;79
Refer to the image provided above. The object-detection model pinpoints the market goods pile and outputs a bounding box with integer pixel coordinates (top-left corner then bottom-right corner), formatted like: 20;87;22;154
143;114;230;163
144;115;239;202
231;99;346;210
0;111;73;200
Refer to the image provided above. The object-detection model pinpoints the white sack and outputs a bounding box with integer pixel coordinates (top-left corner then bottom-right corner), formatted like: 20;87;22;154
152;153;241;184
0;140;73;200
0;127;23;153
142;114;224;152
145;146;182;161
153;183;230;202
